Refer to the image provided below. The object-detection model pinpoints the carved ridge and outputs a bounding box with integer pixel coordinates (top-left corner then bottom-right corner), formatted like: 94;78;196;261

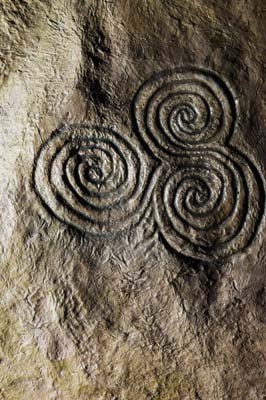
33;125;157;236
33;68;265;261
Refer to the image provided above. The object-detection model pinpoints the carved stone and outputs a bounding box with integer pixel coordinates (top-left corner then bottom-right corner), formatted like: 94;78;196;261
1;1;266;399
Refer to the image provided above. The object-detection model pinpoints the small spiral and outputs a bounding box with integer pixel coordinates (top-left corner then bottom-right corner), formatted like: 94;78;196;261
33;125;155;235
134;68;236;157
154;149;264;261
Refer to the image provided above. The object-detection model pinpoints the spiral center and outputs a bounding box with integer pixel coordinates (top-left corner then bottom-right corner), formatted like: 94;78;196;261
177;104;197;127
167;94;209;140
79;147;113;186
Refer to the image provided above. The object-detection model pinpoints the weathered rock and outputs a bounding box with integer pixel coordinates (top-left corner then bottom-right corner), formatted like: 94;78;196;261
1;1;266;399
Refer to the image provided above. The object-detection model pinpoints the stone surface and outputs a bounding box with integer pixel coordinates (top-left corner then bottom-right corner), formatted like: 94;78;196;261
1;1;266;399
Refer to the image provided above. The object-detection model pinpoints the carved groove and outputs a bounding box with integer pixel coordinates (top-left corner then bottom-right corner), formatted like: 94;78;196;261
133;68;237;157
154;148;264;261
132;68;265;261
33;68;265;262
33;125;156;236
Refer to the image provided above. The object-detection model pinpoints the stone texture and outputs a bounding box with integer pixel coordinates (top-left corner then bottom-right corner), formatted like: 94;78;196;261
1;1;266;399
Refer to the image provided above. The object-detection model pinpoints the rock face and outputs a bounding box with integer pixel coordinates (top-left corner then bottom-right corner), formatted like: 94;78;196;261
1;1;266;399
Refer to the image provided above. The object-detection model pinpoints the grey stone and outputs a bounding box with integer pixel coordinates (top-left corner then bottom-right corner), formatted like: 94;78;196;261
1;1;266;399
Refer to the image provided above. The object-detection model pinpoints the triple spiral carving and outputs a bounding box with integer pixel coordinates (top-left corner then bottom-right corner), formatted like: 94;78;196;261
33;68;265;262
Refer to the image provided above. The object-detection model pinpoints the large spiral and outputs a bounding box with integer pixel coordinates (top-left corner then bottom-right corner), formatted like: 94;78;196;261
154;148;264;261
33;125;155;235
134;68;236;157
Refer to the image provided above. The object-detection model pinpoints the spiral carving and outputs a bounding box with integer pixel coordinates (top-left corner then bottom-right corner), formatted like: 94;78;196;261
33;125;155;236
134;68;236;157
33;67;265;262
154;149;264;261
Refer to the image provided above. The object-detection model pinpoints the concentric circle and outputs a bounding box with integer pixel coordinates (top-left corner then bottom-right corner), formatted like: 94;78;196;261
154;148;264;261
33;125;156;235
134;68;236;157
